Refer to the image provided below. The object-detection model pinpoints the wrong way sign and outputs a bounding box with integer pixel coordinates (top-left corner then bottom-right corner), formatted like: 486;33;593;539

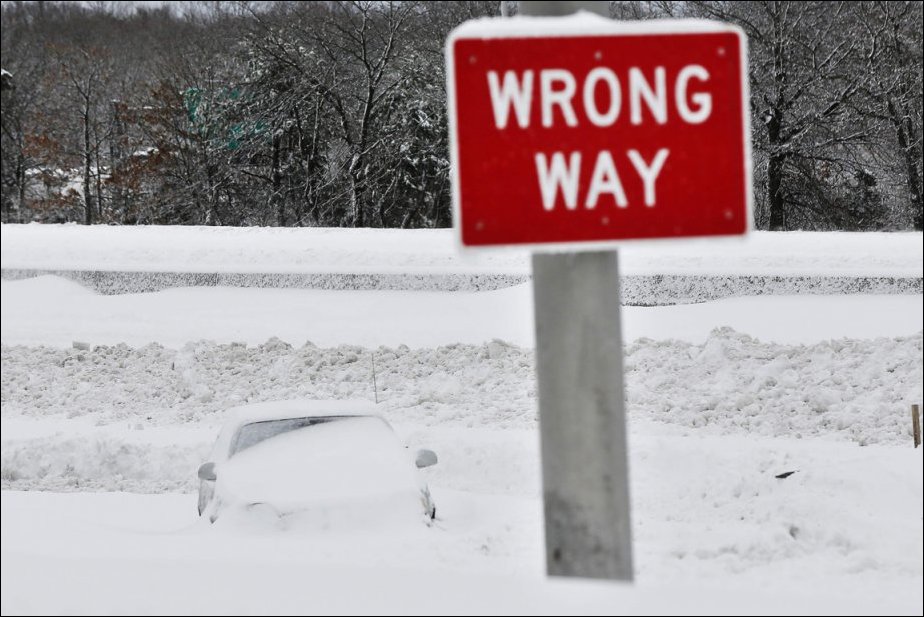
447;20;751;248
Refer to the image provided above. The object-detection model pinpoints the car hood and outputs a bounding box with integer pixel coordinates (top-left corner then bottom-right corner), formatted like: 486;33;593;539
215;417;426;516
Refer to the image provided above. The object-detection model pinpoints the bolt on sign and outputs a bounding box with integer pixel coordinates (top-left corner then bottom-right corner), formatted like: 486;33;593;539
446;18;752;248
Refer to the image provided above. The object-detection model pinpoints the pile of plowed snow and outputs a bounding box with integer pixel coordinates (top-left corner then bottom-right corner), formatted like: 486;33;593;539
3;331;920;491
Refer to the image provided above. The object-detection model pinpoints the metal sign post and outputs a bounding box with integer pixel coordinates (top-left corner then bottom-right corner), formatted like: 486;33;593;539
532;249;633;580
521;0;633;583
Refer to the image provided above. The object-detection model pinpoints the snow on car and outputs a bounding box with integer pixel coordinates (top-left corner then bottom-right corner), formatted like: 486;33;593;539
197;399;438;527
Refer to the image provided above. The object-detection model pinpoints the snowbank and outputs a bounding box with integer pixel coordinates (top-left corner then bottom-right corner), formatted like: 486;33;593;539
2;224;921;277
0;268;530;293
3;268;919;302
2;331;920;493
2;334;917;445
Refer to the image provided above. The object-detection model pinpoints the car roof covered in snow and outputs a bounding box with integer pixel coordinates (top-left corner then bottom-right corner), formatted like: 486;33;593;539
225;398;379;423
211;399;383;460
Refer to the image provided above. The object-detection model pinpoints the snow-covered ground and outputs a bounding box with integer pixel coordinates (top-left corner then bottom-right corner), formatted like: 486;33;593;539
3;224;923;276
2;227;923;614
3;430;921;615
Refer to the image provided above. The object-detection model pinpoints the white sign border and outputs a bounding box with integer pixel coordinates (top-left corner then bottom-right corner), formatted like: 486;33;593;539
445;14;753;254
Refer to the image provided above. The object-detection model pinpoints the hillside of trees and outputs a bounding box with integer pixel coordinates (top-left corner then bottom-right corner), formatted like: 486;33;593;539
1;1;921;230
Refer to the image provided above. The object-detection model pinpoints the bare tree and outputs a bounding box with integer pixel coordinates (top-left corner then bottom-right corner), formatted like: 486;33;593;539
314;1;417;227
855;1;923;230
2;0;919;230
690;2;872;229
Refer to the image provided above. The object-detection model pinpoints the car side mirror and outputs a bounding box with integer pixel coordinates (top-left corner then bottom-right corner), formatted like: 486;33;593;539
198;462;217;481
415;449;438;469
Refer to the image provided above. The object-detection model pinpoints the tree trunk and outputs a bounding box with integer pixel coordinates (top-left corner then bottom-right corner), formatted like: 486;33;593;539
272;134;284;226
887;97;923;230
17;153;26;222
350;174;363;227
95;148;103;222
767;154;785;230
766;109;786;230
349;153;364;227
302;181;316;226
400;206;416;229
767;5;788;231
205;163;219;225
83;108;94;225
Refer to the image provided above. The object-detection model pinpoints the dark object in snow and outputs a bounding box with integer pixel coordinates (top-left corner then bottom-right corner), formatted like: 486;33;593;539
775;471;798;479
912;404;921;448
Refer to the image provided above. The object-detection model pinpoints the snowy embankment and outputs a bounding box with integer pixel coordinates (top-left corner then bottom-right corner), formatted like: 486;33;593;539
3;224;922;276
2;225;922;302
4;268;920;302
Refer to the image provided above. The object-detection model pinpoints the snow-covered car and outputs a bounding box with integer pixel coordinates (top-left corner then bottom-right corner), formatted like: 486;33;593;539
197;399;438;525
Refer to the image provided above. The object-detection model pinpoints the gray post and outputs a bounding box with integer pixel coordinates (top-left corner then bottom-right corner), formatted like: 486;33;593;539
520;0;634;582
519;0;609;17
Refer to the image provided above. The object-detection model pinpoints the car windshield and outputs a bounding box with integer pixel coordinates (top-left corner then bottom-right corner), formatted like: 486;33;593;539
230;416;347;457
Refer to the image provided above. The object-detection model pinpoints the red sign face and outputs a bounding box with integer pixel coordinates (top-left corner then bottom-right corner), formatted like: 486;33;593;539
447;21;751;248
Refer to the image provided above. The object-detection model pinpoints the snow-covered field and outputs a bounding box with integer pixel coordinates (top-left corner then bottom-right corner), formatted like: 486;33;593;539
2;226;923;614
3;432;921;615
